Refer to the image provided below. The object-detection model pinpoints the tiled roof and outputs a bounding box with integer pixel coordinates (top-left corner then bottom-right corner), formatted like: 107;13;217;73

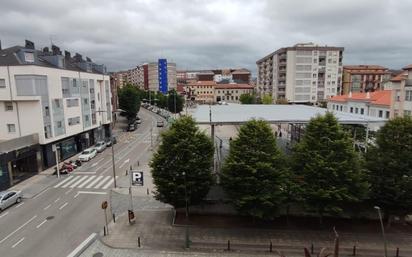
403;64;412;70
329;90;391;107
215;84;254;89
390;71;408;82
188;81;217;86
344;65;388;70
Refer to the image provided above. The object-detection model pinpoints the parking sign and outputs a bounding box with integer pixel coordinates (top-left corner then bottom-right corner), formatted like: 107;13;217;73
131;171;144;186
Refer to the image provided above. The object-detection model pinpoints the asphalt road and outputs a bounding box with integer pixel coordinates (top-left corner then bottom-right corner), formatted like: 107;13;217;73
0;108;163;257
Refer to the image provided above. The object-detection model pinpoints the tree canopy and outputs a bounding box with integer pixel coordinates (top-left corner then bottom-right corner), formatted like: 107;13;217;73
150;116;214;208
291;112;368;221
261;94;273;104
221;120;289;219
118;84;140;120
366;117;412;218
167;89;184;113
239;93;257;104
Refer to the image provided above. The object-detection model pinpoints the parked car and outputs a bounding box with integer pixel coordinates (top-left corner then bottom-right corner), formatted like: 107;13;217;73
78;148;97;162
95;141;106;153
105;136;117;147
0;190;22;211
127;123;137;131
157;120;164;127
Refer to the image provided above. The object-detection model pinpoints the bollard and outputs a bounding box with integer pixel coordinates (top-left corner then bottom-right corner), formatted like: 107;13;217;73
138;237;141;248
147;188;149;195
103;226;106;236
396;247;399;257
227;240;231;251
269;241;273;252
311;243;314;254
138;161;140;166
126;170;128;176
352;245;356;256
113;213;116;223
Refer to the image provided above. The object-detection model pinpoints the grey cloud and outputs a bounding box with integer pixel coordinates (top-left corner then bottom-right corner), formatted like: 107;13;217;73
0;0;411;73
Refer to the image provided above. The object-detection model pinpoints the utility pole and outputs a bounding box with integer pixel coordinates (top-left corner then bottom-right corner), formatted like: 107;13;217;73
54;145;60;178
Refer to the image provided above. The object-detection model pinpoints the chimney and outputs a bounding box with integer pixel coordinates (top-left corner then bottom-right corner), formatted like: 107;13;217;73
86;57;92;62
51;45;61;55
74;53;83;62
348;91;352;98
0;40;2;50
366;92;370;99
64;50;71;59
25;40;35;49
43;47;49;53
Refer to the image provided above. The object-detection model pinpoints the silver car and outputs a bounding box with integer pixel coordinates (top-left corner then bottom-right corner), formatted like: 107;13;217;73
0;190;22;211
95;141;106;153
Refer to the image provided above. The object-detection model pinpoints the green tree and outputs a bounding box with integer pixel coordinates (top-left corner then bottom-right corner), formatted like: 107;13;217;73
366;117;412;222
292;112;368;222
118;84;140;120
275;97;289;105
168;89;184;113
239;93;256;104
221;120;288;219
261;94;273;104
150;116;214;209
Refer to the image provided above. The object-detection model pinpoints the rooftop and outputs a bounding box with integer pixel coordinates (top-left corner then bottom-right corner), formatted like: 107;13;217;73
344;65;388;70
215;84;254;89
329;90;392;107
192;104;386;126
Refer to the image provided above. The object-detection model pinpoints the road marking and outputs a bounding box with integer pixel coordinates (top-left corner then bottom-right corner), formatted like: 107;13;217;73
54;176;74;188
119;158;130;168
11;237;25;248
72;171;97;175
43;204;51;210
65;188;73;195
102;176;118;189
67;233;97;257
85;176;103;188
33;188;50;199
94;176;111;189
78;175;96;188
54;197;60;203
0;212;9;219
14;202;24;209
61;176;81;188
59;202;68;210
70;176;89;188
36;220;47;229
0;215;37;244
75;191;107;197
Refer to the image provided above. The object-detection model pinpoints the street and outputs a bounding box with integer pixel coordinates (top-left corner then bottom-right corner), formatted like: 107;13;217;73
0;108;162;257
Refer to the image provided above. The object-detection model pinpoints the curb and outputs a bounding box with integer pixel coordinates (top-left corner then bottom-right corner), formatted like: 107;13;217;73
66;233;97;257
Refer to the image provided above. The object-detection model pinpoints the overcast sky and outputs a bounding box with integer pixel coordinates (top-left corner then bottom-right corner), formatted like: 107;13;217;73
1;0;411;74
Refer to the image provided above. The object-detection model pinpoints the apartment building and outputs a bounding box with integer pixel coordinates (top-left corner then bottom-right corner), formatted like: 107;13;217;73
186;81;254;104
328;91;391;119
178;68;251;84
256;43;344;103
391;65;412;117
342;65;390;95
215;84;254;103
0;40;112;189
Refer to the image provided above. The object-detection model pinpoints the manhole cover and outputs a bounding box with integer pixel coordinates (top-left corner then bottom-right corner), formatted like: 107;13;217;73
46;216;54;220
93;253;103;257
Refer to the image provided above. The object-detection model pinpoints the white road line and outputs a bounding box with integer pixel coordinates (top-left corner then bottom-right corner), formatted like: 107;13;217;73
0;212;9;219
36;220;47;229
54;197;60;203
94;176;111;189
33;188;50;199
0;215;37;244
119;158;130;168
59;202;68;210
11;237;25;248
61;176;81;188
101;178;114;189
85;176;103;189
73;171;97;175
70;176;89;188
43;204;51;210
54;176;74;188
65;188;73;195
67;233;97;257
14;202;24;209
77;191;107;195
78;175;96;188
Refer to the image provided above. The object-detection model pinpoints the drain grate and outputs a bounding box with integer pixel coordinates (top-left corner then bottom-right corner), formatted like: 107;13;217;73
93;253;103;257
46;216;54;220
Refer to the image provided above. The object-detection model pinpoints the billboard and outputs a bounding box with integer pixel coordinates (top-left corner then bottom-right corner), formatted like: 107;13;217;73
158;59;168;94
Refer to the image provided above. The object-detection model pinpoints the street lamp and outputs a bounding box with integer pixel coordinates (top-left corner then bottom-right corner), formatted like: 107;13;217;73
374;206;388;257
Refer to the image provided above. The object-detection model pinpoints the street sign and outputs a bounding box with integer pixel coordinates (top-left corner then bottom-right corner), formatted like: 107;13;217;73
131;171;144;186
101;201;108;209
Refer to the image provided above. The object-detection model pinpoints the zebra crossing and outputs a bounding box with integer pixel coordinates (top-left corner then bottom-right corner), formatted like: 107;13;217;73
53;175;118;190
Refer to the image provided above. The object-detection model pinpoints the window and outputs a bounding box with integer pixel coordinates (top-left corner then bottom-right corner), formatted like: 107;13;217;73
350;107;353;113
0;79;5;88
54;99;61;108
66;98;79;107
57;121;62;128
340;106;343;111
24;52;34;62
379;110;383;118
68;117;81;126
7;124;16;133
396;90;401;101
360;108;364;115
405;90;412;101
355;107;359;114
5;101;13;111
84;98;88;104
386;111;390;118
404;110;412;117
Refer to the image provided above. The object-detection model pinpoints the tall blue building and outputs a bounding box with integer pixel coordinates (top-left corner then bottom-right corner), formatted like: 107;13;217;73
158;59;168;94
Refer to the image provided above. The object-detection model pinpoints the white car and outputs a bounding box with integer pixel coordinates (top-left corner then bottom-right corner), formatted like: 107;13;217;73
95;141;106;153
0;190;22;211
78;148;97;162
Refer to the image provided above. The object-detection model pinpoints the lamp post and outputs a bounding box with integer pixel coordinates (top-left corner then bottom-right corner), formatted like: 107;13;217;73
374;206;388;257
182;171;190;248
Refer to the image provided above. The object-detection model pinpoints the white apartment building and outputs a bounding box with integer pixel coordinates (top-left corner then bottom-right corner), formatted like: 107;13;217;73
391;65;412;117
0;41;112;188
257;43;344;103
